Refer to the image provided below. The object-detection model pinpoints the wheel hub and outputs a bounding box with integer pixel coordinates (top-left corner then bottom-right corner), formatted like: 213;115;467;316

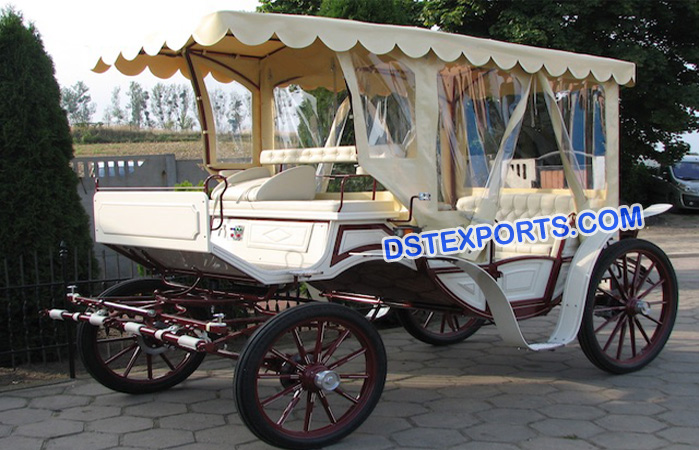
314;370;341;392
631;299;651;315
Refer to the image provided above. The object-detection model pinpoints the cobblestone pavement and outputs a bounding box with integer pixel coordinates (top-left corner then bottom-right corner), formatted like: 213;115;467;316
1;227;698;449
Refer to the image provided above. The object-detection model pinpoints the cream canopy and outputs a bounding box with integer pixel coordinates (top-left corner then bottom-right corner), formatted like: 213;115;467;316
93;11;635;86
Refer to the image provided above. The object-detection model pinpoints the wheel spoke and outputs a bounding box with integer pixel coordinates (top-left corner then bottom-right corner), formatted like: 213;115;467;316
594;311;623;334
291;328;310;365
635;260;656;293
123;346;142;377
103;343;138;366
321;329;351;364
313;321;326;364
607;267;629;302
317;390;338;423
328;348;367;370
640;313;663;327
270;348;305;371
629;317;637;357
637;279;665;301
616;319;627;360
634;317;652;346
451;314;461;332
261;382;302;407
146;354;153;380
277;389;302;426
339;373;369;379
97;336;137;345
630;253;643;296
159;353;176;371
303;391;315;432
602;314;626;352
439;314;447;333
334;386;359;404
421;311;434;328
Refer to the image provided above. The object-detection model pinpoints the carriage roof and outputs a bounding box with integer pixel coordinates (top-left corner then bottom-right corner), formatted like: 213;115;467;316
94;11;634;87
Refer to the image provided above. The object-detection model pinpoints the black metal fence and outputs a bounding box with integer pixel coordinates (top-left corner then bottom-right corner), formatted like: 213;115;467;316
0;245;140;369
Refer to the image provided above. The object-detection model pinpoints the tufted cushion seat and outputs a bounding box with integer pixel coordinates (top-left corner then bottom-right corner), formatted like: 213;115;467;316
259;146;357;165
456;193;577;259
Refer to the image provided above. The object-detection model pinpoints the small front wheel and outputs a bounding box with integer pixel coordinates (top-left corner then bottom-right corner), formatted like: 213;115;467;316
578;239;678;374
234;302;387;449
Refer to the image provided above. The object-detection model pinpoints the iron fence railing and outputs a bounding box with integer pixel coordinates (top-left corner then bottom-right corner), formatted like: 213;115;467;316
0;245;140;369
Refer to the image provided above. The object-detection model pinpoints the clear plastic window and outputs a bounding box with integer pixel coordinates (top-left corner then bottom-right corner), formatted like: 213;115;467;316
437;63;525;208
351;51;416;158
203;74;253;164
273;85;350;150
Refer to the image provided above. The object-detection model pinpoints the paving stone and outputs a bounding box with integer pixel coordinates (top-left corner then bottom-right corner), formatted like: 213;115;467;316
193;424;257;445
29;394;91;411
594;414;666;433
530;418;605;438
0;424;11;437
520;436;600;450
123;401;187;418
0;435;46;450
589;431;669;449
539;404;606;420
658;409;699;428
191;398;236;415
355;416;411;435
411;411;480;429
328;432;394;450
0;407;52;425
0;396;27;412
57;405;121;421
160;412;225;431
9;386;67;398
89;416;153;434
476;407;544;425
122;428;194;448
392;427;466;448
463;422;537;443
658;427;699;446
15;419;83;438
65;382;114;396
152;388;217;404
372;400;428;418
600;400;666;415
45;431;118;450
92;393;155;407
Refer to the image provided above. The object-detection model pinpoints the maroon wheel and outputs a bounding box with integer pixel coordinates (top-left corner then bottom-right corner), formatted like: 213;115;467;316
77;279;205;394
397;308;484;346
234;302;386;449
578;239;678;374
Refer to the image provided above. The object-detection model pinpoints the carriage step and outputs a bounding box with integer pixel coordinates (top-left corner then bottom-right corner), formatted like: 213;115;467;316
46;309;208;351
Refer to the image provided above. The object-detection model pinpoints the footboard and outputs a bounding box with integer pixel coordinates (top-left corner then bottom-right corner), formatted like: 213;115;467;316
94;191;210;252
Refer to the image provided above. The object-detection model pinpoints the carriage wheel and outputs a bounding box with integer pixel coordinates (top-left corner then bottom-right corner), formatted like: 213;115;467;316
77;278;206;394
396;308;484;346
234;302;387;449
578;239;678;374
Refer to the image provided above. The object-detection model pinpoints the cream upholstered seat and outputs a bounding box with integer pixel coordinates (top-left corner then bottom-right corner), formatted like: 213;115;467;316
221;166;317;202
456;193;578;259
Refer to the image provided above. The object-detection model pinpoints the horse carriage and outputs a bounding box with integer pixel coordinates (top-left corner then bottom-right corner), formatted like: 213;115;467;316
47;11;677;449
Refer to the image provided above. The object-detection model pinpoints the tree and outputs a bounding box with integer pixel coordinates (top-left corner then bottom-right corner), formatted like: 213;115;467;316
60;81;96;126
151;83;176;130
0;7;93;257
423;0;699;202
172;84;195;131
126;81;150;129
258;0;323;15
104;86;125;126
260;0;422;26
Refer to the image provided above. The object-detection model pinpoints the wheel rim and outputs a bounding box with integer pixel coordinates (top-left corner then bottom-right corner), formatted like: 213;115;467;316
589;249;675;364
252;316;379;438
92;320;198;384
409;309;481;338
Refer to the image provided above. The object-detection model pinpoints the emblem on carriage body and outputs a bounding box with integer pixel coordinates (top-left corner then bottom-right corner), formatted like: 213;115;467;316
231;225;245;241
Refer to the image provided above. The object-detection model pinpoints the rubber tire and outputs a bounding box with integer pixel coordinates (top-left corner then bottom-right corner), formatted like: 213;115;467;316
234;302;387;449
77;278;206;394
396;308;484;346
577;239;678;374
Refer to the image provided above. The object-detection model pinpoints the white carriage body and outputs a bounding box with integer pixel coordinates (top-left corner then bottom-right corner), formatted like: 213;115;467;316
92;11;639;347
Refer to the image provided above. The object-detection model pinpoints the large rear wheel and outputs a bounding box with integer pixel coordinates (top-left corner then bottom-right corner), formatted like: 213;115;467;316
578;239;678;374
